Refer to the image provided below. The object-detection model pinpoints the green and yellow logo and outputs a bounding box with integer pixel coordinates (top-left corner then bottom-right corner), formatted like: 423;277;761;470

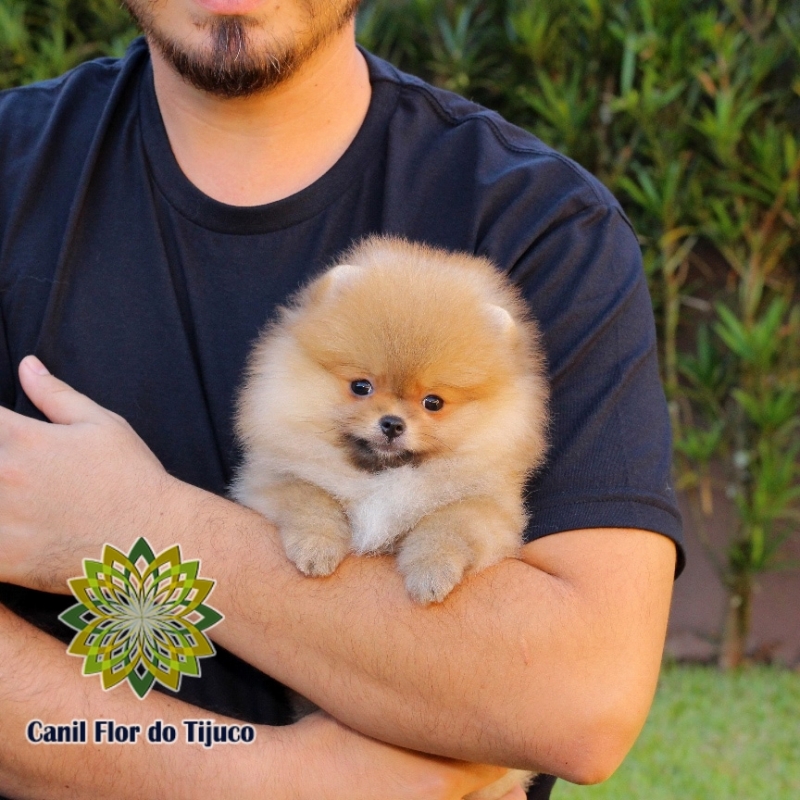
59;538;223;699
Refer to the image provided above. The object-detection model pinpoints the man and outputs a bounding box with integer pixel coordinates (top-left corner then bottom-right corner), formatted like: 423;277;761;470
0;1;682;798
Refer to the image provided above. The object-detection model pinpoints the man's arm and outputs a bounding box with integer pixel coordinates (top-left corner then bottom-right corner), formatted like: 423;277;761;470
166;483;675;783
0;603;517;800
0;603;280;800
0;357;675;785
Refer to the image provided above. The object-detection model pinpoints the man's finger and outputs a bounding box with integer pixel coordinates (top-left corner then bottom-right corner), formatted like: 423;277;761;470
18;356;106;425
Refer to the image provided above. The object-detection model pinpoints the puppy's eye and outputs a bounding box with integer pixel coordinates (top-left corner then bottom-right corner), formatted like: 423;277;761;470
351;379;374;397
422;395;444;412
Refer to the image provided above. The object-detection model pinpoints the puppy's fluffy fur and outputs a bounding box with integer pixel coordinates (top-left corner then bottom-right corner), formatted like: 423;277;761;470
233;236;548;602
232;237;549;799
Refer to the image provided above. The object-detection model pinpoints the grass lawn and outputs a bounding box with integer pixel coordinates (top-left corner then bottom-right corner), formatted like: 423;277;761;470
554;665;800;799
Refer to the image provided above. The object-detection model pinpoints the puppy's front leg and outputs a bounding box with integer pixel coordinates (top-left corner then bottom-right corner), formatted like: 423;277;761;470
250;479;351;577
396;497;523;604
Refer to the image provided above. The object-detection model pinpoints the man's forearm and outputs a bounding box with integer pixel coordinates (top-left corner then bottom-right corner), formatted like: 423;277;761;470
0;604;286;800
145;480;675;782
0;604;516;800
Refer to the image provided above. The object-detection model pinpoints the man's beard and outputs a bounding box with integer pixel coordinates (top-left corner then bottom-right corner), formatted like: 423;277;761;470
122;2;362;99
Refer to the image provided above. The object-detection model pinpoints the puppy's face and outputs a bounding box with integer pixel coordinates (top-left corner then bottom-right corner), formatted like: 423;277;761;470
325;370;497;473
285;258;529;473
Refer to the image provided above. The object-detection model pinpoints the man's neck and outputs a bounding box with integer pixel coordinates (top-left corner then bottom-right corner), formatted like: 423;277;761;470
150;25;371;207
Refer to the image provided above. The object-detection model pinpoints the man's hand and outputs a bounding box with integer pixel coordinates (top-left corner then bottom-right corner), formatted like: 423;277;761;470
0;355;177;589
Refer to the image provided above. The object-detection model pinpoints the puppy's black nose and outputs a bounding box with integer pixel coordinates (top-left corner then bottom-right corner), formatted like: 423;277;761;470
379;415;405;440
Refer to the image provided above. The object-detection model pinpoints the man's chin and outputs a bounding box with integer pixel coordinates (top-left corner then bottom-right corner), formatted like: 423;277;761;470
123;0;363;100
148;21;299;99
158;50;297;99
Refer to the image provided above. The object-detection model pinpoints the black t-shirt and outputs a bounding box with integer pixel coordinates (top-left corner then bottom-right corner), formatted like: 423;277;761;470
0;38;683;799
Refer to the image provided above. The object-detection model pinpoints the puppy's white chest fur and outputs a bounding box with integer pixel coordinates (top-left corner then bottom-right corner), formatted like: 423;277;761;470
340;465;463;555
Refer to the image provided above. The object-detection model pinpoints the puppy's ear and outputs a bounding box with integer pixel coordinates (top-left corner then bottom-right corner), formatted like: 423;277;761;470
305;263;364;307
320;264;363;296
486;304;517;337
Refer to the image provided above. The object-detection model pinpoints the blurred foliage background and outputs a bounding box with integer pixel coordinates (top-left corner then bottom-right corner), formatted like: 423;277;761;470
1;0;799;670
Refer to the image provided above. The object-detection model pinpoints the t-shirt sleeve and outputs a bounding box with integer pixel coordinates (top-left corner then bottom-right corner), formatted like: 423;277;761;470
510;201;685;574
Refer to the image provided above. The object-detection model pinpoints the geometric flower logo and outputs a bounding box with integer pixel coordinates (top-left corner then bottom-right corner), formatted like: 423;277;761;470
58;537;223;699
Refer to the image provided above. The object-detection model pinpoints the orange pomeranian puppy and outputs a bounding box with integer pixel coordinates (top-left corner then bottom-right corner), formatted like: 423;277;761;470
232;236;548;799
232;235;549;605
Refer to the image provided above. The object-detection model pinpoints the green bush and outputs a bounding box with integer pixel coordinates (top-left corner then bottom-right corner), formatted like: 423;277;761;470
0;0;135;86
2;0;799;667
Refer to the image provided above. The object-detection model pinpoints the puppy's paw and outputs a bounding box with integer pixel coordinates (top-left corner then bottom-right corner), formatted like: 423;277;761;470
281;525;350;578
400;559;465;605
397;515;474;604
285;535;348;577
